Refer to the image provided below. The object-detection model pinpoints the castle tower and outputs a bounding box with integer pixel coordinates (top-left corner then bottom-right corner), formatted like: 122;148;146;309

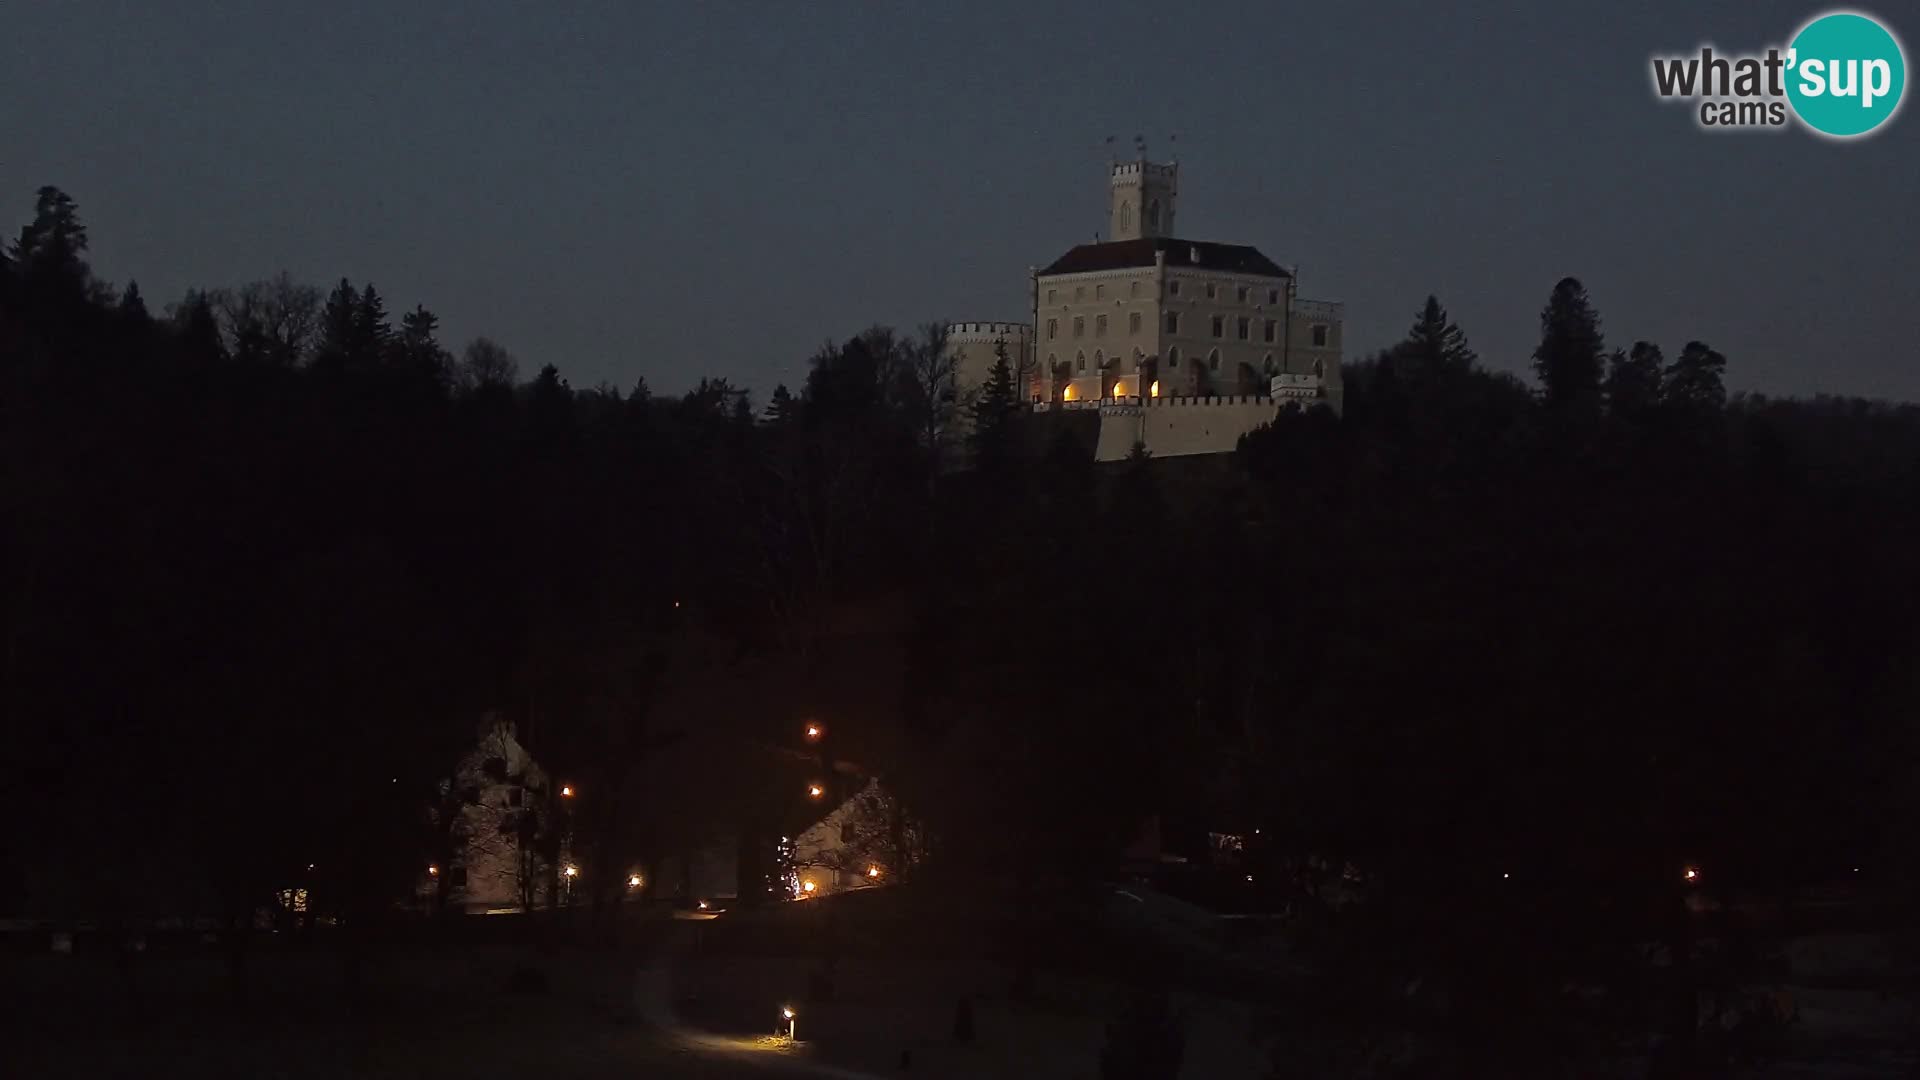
1109;158;1177;242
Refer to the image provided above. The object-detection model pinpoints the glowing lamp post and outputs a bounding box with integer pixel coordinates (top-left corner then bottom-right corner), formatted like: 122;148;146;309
627;874;642;888
807;784;824;799
801;880;817;898
782;1005;797;1041
561;785;573;798
427;865;438;877
804;723;823;742
1684;867;1700;884
867;865;881;880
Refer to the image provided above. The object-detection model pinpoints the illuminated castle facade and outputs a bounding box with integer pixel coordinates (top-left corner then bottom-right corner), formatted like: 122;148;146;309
948;157;1343;461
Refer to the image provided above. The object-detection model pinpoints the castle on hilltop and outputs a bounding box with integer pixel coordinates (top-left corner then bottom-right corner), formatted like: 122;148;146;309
948;156;1343;461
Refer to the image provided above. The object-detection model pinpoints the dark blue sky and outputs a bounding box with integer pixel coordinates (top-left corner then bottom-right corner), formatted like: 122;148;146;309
6;1;1916;399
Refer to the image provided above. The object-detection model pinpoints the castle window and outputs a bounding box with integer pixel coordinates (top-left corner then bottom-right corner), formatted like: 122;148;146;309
1129;281;1140;298
1077;351;1086;371
1165;312;1179;334
1129;312;1141;334
1313;357;1326;378
1210;315;1224;338
1075;286;1085;301
1263;319;1276;343
1073;316;1085;339
1047;289;1057;304
1146;199;1160;229
1263;353;1276;374
1166;347;1180;368
1312;324;1329;347
1237;317;1250;341
1169;280;1181;297
1047;353;1058;371
1205;282;1217;300
1208;349;1221;372
1237;286;1249;303
1095;314;1107;337
1119;201;1133;232
1046;318;1058;340
1096;284;1105;300
1268;288;1280;305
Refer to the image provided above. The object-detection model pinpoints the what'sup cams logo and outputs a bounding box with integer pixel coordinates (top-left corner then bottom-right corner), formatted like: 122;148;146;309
1650;9;1906;138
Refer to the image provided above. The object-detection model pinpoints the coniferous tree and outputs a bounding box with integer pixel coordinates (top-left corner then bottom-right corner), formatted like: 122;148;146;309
172;289;226;363
1531;277;1605;414
764;382;798;424
1401;295;1478;381
968;346;1020;469
10;185;89;282
117;279;150;324
315;278;361;373
354;283;392;366
397;304;449;387
1663;340;1727;412
1605;341;1664;418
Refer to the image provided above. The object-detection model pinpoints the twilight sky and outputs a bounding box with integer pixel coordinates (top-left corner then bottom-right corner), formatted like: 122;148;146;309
5;1;1916;400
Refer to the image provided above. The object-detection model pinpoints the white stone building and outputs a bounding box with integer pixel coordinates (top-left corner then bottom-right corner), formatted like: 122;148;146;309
949;156;1344;461
422;715;563;914
790;779;918;899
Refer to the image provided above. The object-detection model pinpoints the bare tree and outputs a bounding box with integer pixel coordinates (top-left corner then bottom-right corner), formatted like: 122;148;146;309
458;337;520;391
217;272;320;366
898;320;958;466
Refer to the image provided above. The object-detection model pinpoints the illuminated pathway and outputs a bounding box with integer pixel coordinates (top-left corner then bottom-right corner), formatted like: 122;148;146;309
631;922;884;1080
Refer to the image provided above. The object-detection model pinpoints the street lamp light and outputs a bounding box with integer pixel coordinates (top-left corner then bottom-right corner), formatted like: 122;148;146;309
428;865;438;877
807;784;824;799
627;874;642;888
867;865;881;879
782;1005;797;1041
804;723;823;741
801;880;817;897
564;865;579;878
561;785;574;798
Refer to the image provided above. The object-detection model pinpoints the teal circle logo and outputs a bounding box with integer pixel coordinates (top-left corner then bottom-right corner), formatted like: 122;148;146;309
1786;11;1906;138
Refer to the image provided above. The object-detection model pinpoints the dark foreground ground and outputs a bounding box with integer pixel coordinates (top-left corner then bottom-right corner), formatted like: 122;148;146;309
7;890;1918;1079
1;927;825;1079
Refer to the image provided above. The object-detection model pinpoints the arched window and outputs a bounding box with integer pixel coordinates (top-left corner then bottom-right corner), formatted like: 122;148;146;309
1312;357;1325;378
1076;351;1086;372
1263;353;1276;374
1208;349;1221;372
1119;201;1134;232
1145;199;1160;230
1047;353;1058;371
1093;349;1104;368
1166;346;1180;369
